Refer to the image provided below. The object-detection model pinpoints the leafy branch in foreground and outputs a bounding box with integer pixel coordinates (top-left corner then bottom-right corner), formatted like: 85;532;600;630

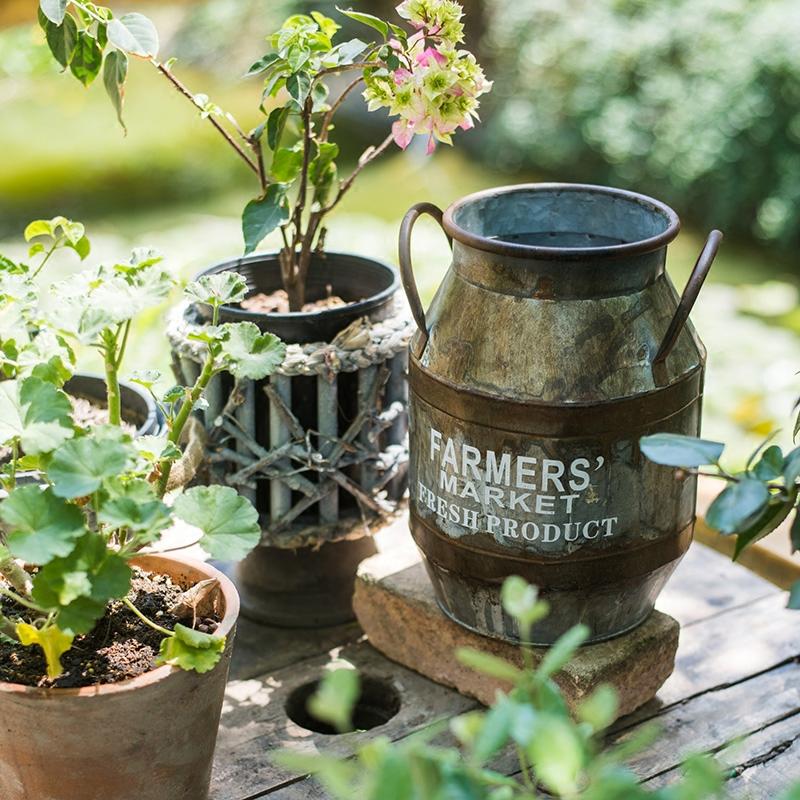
641;418;800;606
274;575;760;799
36;0;491;310
0;218;286;679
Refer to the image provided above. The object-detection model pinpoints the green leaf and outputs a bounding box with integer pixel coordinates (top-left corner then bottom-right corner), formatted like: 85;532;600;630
270;147;304;183
471;695;515;763
309;141;339;185
639;433;724;468
333;37;368;66
157;623;226;673
242;185;290;255
40;10;78;69
217;323;286;380
32;533;131;634
791;510;800;555
265;106;290;151
103;50;128;132
456;648;523;683
98;497;171;539
526;714;585;796
733;495;797;560
1;486;86;564
307;668;359;732
536;624;590;682
172;485;261;560
69;32;103;87
107;13;159;58
788;580;800;610
39;0;67;25
705;479;770;534
185;271;248;308
337;8;389;39
244;52;280;77
500;576;549;631
576;684;618;731
24;219;55;242
311;11;341;38
16;622;73;679
48;437;135;499
285;71;311;106
753;445;784;481
784;446;800;485
0;377;74;455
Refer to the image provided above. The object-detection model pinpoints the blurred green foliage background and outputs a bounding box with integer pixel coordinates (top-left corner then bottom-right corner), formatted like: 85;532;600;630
0;0;798;463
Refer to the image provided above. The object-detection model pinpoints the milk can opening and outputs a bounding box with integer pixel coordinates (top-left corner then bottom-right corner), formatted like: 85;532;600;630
445;183;680;257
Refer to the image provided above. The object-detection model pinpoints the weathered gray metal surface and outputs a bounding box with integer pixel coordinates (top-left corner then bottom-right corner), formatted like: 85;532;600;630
400;183;722;644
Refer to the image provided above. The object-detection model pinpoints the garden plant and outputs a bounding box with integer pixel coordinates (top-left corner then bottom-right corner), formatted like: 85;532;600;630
641;400;800;605
0;216;285;681
280;574;800;799
36;0;491;310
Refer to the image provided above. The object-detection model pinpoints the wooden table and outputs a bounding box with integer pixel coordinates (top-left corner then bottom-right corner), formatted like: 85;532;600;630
210;533;800;798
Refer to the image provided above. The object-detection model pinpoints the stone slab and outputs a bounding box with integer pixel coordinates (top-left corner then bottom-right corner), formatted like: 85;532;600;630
353;552;679;719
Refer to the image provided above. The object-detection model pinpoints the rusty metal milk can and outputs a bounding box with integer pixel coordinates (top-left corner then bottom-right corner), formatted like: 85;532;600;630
399;184;722;644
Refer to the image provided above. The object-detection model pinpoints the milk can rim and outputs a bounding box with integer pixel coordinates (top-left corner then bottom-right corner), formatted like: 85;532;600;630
442;182;682;260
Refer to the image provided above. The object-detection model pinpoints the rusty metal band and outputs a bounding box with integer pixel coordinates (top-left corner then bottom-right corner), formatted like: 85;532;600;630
410;355;702;438
410;511;694;590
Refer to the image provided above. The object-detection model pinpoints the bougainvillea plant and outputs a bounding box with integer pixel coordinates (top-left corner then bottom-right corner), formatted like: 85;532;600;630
36;0;491;310
0;217;286;679
640;401;800;605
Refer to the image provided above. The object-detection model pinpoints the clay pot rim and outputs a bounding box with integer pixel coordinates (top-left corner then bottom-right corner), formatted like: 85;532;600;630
0;553;239;698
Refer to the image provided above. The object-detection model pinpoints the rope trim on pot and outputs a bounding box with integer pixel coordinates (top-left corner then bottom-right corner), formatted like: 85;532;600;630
166;301;414;378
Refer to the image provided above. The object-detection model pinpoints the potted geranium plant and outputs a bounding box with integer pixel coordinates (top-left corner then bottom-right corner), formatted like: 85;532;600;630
35;0;491;626
0;222;285;800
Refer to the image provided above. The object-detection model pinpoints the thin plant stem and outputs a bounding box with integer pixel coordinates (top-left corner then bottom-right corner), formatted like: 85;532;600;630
122;597;173;637
115;320;131;370
0;585;47;615
102;330;122;426
9;439;18;491
30;239;60;280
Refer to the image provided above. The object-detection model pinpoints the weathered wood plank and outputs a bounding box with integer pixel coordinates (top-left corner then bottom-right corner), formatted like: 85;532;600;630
646;710;800;796
210;641;477;800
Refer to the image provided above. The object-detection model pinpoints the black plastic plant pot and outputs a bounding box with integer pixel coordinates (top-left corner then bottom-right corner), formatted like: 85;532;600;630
193;251;400;343
65;373;164;437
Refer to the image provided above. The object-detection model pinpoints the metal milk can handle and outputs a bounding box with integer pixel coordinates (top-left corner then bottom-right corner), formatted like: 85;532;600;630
399;202;452;353
654;229;723;366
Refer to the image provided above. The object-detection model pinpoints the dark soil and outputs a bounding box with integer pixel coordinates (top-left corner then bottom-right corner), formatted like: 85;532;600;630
0;569;220;688
240;288;347;314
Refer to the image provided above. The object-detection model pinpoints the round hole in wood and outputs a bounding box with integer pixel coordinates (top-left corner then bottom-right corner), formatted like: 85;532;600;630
285;675;401;735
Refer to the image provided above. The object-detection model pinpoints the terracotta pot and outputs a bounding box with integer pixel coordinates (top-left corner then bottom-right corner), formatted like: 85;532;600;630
0;554;239;800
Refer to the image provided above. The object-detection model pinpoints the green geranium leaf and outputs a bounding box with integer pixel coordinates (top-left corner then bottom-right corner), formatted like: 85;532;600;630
639;433;724;468
133;435;181;464
16;622;74;679
128;369;161;390
48;436;135;498
1;485;86;564
70;31;103;87
98;497;171;539
217;323;286;380
308;668;359;733
706;478;770;534
32;533;132;634
172;485;260;560
39;9;78;68
185;271;248;308
39;0;67;25
107;13;159;58
0;377;74;455
157;623;226;673
242;185;290;255
103;49;129;132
